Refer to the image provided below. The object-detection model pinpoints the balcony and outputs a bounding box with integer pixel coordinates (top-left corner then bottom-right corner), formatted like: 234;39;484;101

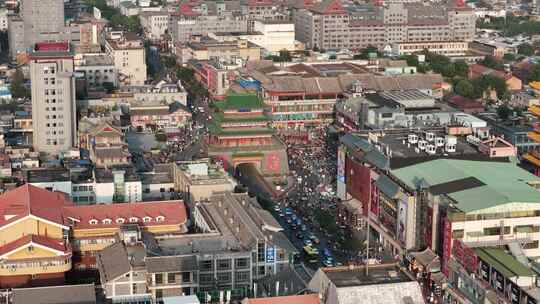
0;255;72;275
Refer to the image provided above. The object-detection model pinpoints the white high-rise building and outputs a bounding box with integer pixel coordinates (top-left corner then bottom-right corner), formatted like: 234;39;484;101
29;42;77;155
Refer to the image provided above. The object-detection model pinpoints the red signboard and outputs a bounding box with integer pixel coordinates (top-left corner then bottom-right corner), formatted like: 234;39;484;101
442;217;452;276
345;157;371;216
452;239;478;273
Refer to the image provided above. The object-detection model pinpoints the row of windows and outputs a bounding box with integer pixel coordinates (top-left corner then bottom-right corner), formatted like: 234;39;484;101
199;258;250;271
88;215;165;225
154;272;192;284
73;185;94;192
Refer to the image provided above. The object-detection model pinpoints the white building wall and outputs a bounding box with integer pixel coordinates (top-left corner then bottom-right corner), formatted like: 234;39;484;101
142;182;175;201
252;21;297;53
125;180;142;202
30;181;72;197
452;215;540;257
95;182;114;204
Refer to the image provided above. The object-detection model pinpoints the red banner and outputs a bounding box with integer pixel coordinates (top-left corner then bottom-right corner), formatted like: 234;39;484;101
442;217;452;276
345;157;371;216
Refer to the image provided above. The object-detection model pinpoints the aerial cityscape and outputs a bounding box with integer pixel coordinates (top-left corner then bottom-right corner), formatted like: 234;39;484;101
0;0;540;303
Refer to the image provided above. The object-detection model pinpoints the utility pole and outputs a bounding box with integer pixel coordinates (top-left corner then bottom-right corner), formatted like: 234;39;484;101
366;219;370;275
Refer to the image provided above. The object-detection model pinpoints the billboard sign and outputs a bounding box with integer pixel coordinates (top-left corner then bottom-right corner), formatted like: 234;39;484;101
337;147;345;183
266;247;275;263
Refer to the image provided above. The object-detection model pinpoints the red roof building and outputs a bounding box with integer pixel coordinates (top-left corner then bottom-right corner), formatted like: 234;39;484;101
0;184;73;229
447;95;484;114
63;201;187;230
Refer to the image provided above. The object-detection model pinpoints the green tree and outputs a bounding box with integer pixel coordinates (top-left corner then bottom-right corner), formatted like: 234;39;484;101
353;46;379;59
126;15;141;32
497;104;512;119
314;210;338;234
342;237;363;252
518;43;535;56
454;60;469;78
472;75;508;100
161;56;177;69
176;66;194;81
503;53;516;61
530;64;540;82
480;55;502;70
455;79;474;98
278;50;292;62
10;68;29;99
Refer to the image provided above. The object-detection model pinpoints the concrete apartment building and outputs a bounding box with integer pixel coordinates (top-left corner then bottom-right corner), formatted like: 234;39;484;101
104;32;147;85
29;42;77;155
173;159;236;203
169;13;249;43
8;0;80;59
294;0;475;51
74;54;118;88
175;35;261;65
140;11;169;41
391;41;469;57
250;20;302;54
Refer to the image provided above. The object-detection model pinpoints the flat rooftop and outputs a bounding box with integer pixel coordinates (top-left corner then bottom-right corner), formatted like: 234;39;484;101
379;132;479;159
78;54;114;66
391;158;540;213
323;264;411;288
26;168;70;183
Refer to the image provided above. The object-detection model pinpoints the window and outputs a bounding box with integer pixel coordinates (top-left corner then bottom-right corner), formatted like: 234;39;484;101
129;217;138;223
182;272;191;283
483;226;511;236
155;273;163;284
217;259;231;271
216;272;231;284
235;271;249;282
155;289;163;299
168;272;176;284
143;216;152;223
156;215;165;222
102;218;112;224
524;241;539;249
199;273;213;284
453;229;464;239
89;219;98;225
235;258;249;269
200;260;213;271
116;218;125;224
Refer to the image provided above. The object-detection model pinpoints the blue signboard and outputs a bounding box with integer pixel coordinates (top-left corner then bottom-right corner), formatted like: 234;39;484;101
266;247;275;263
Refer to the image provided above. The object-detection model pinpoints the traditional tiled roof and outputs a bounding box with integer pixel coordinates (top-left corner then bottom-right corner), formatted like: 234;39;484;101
262;73;444;94
63;201;187;229
0;184;73;228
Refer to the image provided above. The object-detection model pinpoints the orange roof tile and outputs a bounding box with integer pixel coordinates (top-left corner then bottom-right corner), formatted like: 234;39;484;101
0;234;69;257
0;184;73;228
244;294;320;304
63;200;187;229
